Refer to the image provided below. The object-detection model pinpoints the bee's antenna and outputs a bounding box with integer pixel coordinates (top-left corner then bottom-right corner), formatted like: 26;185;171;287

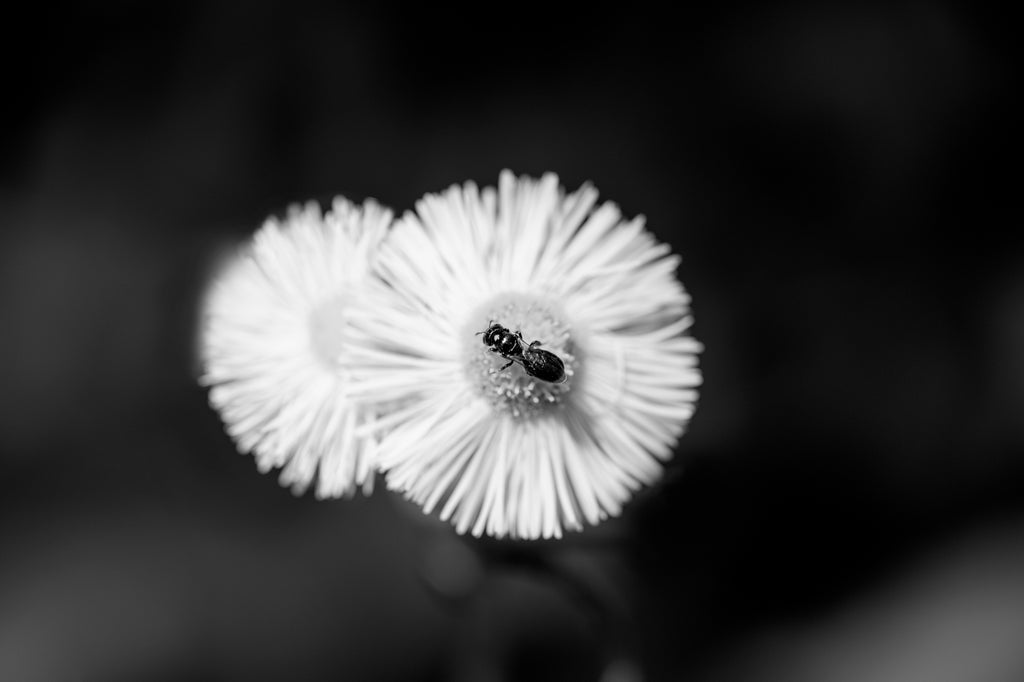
476;319;499;335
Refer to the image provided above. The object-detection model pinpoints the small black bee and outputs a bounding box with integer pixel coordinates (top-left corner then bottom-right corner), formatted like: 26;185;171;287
476;321;566;383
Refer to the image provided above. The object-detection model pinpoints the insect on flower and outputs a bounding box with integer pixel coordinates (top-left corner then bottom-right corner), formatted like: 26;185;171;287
476;321;566;383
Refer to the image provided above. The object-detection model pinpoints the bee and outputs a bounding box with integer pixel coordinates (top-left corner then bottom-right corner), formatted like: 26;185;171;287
476;321;566;383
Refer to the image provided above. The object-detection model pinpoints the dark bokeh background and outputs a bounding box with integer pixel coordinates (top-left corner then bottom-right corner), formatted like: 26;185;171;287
1;2;1018;681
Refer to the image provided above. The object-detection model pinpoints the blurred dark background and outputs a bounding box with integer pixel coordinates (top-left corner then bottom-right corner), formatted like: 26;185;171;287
0;2;1018;680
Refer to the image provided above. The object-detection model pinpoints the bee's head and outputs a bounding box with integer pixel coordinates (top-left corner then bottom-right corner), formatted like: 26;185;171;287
480;321;505;347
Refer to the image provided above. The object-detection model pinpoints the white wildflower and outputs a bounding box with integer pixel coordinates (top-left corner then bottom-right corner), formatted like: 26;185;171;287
199;198;391;498
349;171;702;539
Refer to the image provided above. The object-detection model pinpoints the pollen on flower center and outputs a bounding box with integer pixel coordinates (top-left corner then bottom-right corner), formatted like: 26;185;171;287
463;294;579;419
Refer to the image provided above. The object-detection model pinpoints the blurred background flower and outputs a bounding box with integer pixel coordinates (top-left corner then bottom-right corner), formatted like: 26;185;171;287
0;2;1016;681
200;198;391;498
350;171;701;539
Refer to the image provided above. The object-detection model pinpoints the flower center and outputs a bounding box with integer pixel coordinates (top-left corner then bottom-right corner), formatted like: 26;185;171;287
463;294;579;419
309;295;349;369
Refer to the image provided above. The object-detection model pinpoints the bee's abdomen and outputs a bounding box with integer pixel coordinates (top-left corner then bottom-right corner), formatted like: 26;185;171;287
522;349;565;383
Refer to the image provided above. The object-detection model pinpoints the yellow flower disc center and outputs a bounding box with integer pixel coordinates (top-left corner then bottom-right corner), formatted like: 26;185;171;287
309;295;349;369
463;294;579;419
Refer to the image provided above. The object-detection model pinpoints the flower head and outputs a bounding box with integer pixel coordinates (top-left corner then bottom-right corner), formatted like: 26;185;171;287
349;171;702;539
199;198;391;498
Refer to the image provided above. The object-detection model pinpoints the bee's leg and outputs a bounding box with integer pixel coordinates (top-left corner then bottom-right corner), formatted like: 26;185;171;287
497;359;515;371
528;340;541;348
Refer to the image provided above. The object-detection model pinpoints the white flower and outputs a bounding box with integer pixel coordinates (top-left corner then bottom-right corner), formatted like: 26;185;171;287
348;171;702;539
199;198;392;498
